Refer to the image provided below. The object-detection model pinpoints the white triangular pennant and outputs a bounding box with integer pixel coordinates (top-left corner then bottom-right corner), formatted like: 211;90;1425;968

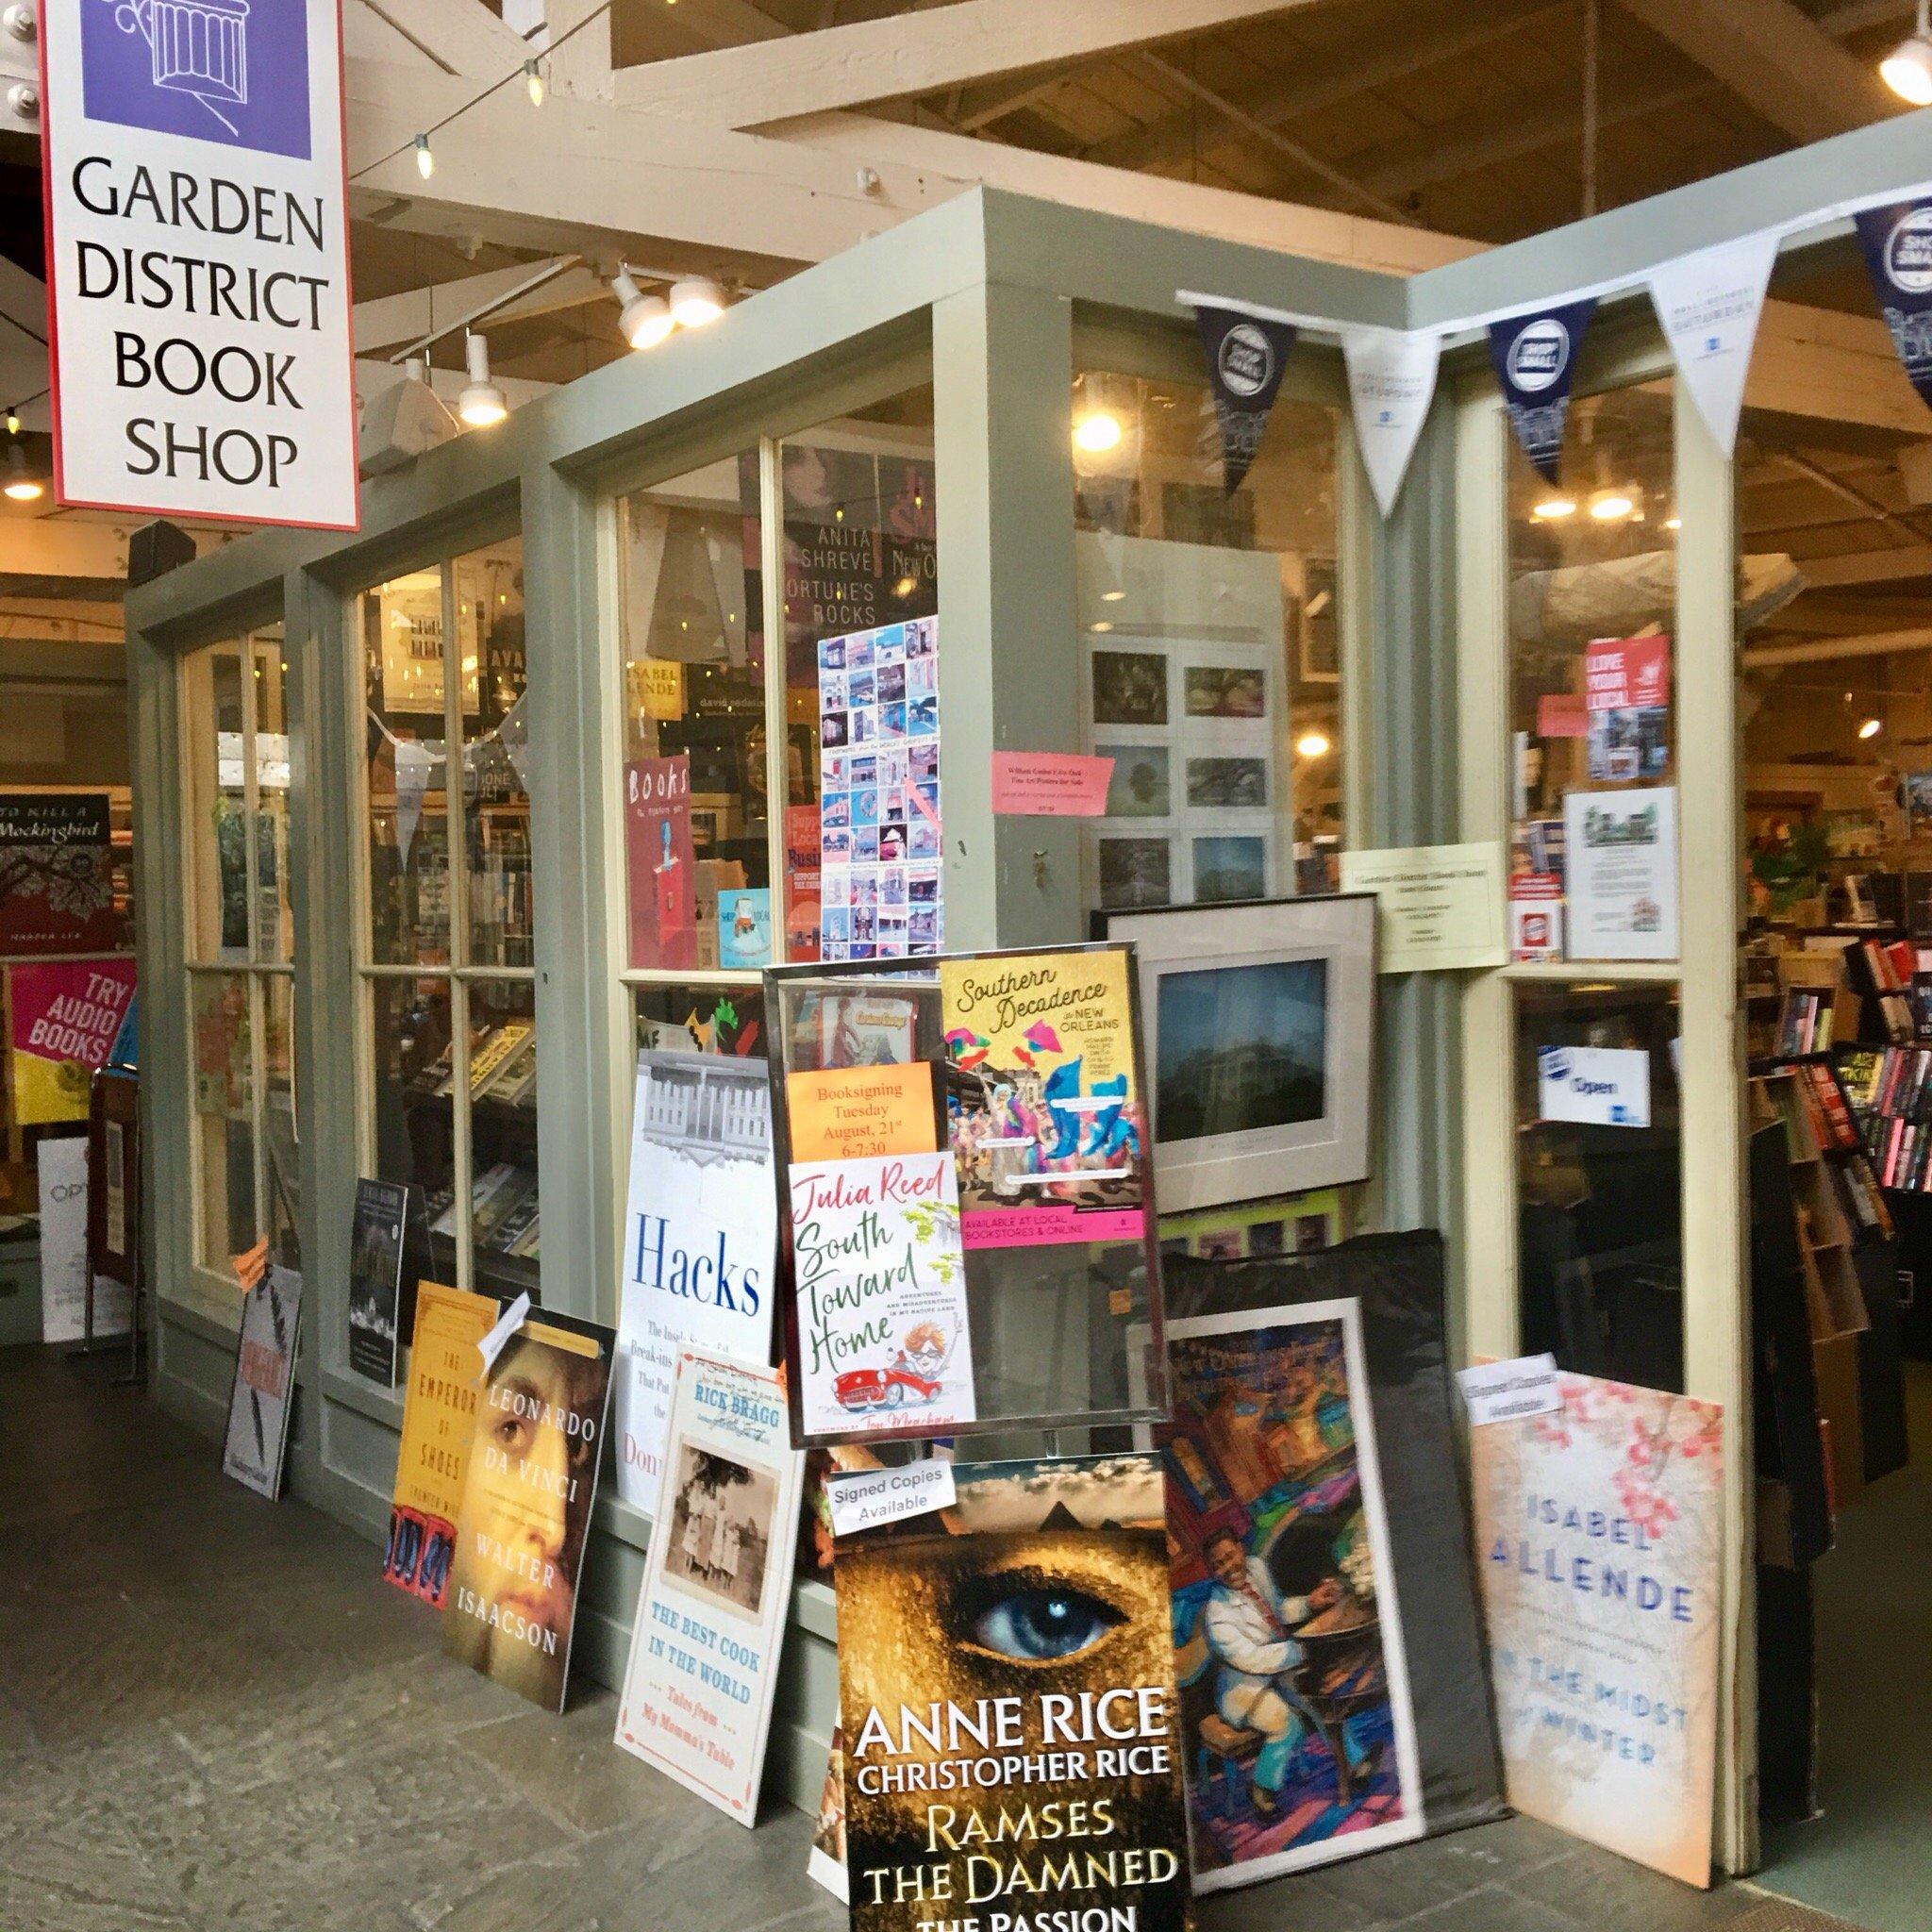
498;691;531;795
1341;326;1441;517
392;739;440;865
1645;231;1778;459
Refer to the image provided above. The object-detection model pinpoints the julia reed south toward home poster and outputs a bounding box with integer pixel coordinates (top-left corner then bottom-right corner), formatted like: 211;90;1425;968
614;1351;804;1822
836;1453;1190;1932
1156;1301;1424;1890
443;1308;615;1711
940;947;1148;1251
1467;1373;1722;1887
384;1281;500;1608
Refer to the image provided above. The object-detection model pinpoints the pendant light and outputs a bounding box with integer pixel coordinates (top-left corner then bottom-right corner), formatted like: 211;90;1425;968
523;58;545;107
669;275;726;327
1882;0;1932;103
3;441;42;501
457;332;508;427
613;270;674;350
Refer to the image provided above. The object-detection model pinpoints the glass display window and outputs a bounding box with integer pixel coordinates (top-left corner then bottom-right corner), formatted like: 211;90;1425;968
181;625;299;1282
1070;362;1348;919
357;539;538;1308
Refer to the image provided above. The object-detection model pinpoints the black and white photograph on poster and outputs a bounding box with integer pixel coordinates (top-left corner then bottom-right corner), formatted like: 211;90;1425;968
1186;663;1268;720
347;1177;409;1387
1099;743;1172;817
660;1441;778;1619
1194;834;1270;903
1091;648;1170;726
1189;756;1269;809
1100;836;1174;909
222;1264;304;1500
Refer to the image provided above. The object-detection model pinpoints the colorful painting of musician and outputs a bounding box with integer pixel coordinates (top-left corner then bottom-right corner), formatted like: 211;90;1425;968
1157;1298;1424;1888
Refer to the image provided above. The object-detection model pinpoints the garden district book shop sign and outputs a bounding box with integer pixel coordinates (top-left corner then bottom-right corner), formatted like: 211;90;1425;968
41;0;358;529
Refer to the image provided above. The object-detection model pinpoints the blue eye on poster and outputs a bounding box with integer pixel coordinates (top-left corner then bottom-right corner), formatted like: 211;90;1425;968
1486;299;1597;485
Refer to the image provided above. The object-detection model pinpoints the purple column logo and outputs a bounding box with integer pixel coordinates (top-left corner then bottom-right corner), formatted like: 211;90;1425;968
83;0;311;158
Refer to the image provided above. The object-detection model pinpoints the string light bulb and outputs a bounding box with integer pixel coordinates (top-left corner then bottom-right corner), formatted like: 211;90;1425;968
612;270;674;350
523;58;545;107
4;408;18;436
1073;410;1123;455
669;275;726;327
1859;716;1883;741
457;331;508;427
413;133;433;179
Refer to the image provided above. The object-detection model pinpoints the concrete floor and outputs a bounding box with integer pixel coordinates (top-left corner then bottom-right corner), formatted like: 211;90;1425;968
0;1342;1874;1932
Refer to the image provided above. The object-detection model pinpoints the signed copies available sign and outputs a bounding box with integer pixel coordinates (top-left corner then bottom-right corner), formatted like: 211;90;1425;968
835;1453;1190;1932
614;1351;803;1823
41;0;358;526
1467;1372;1722;1887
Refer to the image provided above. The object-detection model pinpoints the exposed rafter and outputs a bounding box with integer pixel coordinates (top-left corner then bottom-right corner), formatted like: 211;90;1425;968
1614;0;1898;143
611;0;1320;125
354;0;528;78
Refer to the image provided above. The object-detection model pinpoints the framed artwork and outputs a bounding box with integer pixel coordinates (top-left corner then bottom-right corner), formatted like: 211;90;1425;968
1100;894;1377;1208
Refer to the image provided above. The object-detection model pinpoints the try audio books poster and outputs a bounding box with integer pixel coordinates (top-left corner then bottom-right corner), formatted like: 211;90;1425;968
384;1281;500;1608
442;1307;615;1711
614;1351;804;1822
615;1051;778;1516
1154;1301;1423;1889
1467;1373;1722;1887
221;1263;303;1500
835;1452;1191;1932
940;948;1148;1250
347;1177;409;1387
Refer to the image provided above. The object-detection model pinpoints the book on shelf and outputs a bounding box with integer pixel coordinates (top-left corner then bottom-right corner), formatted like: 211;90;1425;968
473;1026;537;1102
1776;988;1835;1057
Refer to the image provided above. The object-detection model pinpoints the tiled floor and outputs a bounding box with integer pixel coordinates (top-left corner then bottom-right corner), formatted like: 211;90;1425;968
0;1344;1874;1931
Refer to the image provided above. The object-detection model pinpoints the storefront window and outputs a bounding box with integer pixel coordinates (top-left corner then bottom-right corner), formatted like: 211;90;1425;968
1069;367;1345;918
1514;979;1684;1391
358;540;537;1307
1506;386;1677;964
182;626;298;1280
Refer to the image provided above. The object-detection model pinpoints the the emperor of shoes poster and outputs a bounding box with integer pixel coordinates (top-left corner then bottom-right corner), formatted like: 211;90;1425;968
836;1452;1191;1932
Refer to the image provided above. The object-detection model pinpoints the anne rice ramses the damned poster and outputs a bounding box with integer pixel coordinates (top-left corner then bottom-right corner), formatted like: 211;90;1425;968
835;1453;1191;1932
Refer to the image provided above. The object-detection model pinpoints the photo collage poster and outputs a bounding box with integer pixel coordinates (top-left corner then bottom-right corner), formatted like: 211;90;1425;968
384;1281;501;1608
615;1351;804;1822
442;1307;616;1712
221;1263;304;1501
346;1176;409;1387
614;1050;778;1515
815;616;942;962
835;1452;1190;1932
1083;634;1278;914
1151;1299;1424;1890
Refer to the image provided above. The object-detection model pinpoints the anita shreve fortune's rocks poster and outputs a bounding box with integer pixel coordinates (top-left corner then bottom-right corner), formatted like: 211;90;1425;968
836;1452;1191;1932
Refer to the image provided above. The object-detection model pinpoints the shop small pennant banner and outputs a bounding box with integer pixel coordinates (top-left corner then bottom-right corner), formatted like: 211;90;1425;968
1854;196;1932;411
1488;299;1596;484
1341;325;1441;517
1192;305;1298;494
1646;231;1778;458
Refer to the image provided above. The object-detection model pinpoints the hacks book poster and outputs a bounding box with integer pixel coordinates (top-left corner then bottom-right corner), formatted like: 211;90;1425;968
1153;1301;1423;1890
836;1453;1191;1932
442;1308;615;1711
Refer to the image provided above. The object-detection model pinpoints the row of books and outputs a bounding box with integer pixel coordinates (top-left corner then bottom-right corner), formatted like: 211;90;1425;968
409;1020;538;1108
1844;937;1919;1045
1775;988;1839;1058
1837;1045;1932;1128
1872;1116;1932;1195
1779;1059;1862;1155
426;1160;541;1259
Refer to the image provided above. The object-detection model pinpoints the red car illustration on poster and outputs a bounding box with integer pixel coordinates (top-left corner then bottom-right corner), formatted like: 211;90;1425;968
833;1365;944;1413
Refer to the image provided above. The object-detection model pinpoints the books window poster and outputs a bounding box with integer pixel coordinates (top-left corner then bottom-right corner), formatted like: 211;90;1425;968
764;946;1168;1448
1151;1300;1423;1889
0;792;126;955
835;1453;1190;1932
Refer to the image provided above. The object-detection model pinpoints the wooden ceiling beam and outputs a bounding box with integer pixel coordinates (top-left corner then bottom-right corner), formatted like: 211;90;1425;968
1613;0;1899;143
610;0;1322;125
1081;0;1568;175
355;0;528;77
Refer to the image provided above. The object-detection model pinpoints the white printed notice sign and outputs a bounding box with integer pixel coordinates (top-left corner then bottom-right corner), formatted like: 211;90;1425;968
41;0;358;526
785;1150;974;1438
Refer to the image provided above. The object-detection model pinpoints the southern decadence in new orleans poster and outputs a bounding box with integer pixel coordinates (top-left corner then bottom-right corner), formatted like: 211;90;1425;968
836;1452;1191;1932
